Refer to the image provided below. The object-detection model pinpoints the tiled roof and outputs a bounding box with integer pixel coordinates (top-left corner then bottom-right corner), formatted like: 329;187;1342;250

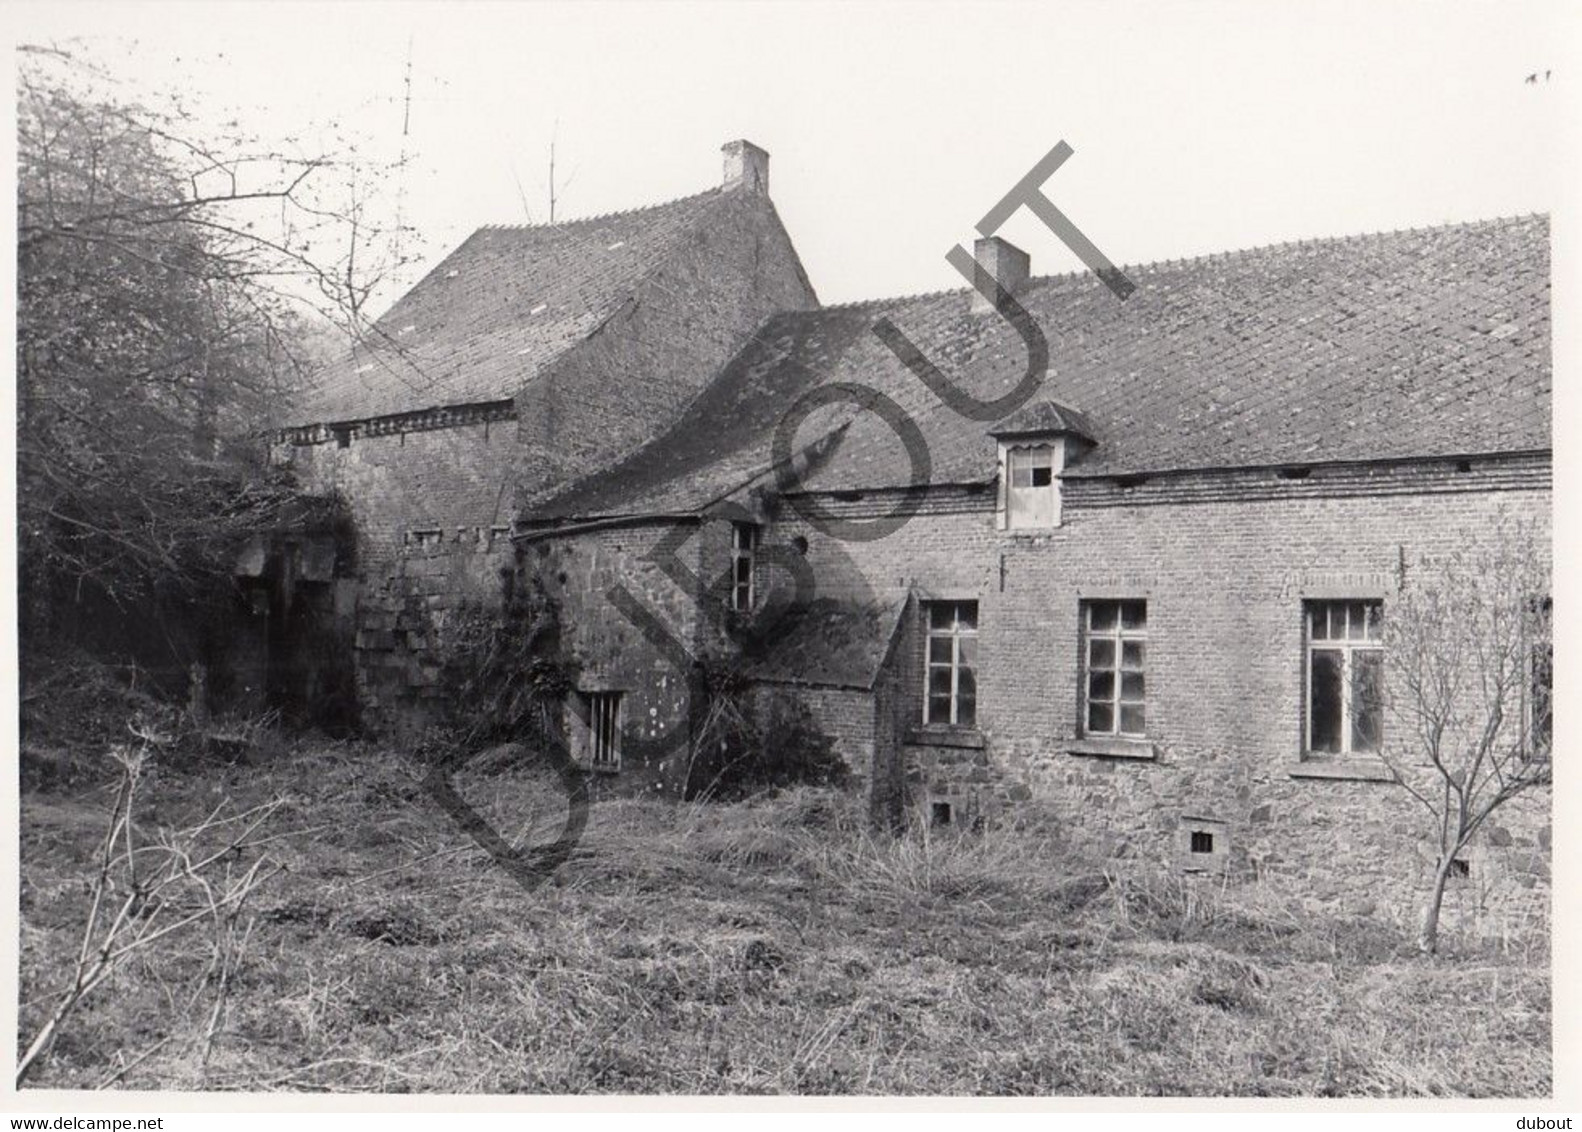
289;189;729;425
989;398;1096;440
741;596;907;691
533;214;1548;518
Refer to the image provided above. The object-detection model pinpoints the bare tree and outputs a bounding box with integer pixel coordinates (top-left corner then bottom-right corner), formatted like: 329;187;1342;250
1370;514;1551;954
16;44;419;650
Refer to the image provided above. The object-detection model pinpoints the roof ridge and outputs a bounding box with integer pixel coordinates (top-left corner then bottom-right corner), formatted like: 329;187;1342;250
1109;211;1548;282
475;186;723;232
813;213;1548;311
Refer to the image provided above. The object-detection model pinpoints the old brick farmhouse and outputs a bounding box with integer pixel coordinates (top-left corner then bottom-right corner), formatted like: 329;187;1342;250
274;140;1551;920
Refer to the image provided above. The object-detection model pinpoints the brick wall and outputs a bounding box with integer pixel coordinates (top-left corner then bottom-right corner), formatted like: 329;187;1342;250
281;189;816;732
756;683;877;780
775;459;1551;928
527;522;705;795
516;192;818;500
288;414;520;578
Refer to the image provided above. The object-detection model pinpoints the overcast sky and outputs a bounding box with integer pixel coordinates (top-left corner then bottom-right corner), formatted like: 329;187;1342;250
8;0;1574;307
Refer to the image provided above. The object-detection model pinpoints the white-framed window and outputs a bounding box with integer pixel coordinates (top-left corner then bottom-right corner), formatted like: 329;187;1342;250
587;691;622;771
1083;600;1147;737
924;600;978;727
1305;600;1383;756
1006;444;1057;529
731;522;759;612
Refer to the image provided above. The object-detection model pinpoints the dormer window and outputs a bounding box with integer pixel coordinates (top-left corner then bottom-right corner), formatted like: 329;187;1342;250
988;398;1095;532
1007;445;1057;528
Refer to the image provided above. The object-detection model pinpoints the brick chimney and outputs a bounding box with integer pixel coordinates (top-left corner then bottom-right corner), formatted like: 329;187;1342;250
969;235;1030;315
722;139;769;194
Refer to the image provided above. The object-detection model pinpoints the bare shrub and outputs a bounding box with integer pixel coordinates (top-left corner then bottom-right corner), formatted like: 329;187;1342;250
16;724;288;1087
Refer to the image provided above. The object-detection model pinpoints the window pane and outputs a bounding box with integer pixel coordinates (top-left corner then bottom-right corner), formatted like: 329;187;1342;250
955;602;977;631
957;635;976;666
1031;465;1053;487
1011;463;1033;488
1346;602;1367;640
1119;704;1146;734
1364;602;1383;640
1121;600;1147;630
928;636;954;664
1089;638;1115;668
957;695;977;728
1088;670;1115;701
1351;650;1383;753
928;603;953;630
1310;648;1342;753
1310;604;1330;641
735;558;751;584
927;695;952;725
1121;640;1145;669
1088;702;1113;733
957;668;977;700
1120;671;1145;701
1090;602;1118;631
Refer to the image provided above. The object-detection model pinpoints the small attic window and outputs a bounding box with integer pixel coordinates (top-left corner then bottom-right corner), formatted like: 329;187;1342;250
1277;466;1312;480
1455;459;1473;474
1007;445;1057;529
332;426;352;450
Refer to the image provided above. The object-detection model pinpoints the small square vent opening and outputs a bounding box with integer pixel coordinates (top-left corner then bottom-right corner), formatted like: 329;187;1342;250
1180;816;1229;875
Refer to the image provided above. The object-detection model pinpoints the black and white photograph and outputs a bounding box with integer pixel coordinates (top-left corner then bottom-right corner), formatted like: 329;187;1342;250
4;0;1573;1114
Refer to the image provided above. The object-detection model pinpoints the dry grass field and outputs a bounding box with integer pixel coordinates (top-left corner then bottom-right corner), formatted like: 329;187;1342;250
17;739;1551;1096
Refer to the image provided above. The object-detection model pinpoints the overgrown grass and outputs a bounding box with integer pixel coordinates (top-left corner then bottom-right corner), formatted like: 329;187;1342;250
17;739;1551;1095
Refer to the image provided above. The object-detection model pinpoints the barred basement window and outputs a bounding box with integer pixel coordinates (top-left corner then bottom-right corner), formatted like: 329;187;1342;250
731;522;759;612
924;600;978;727
587;692;622;771
1305;600;1383;756
1190;830;1214;854
1083;600;1147;737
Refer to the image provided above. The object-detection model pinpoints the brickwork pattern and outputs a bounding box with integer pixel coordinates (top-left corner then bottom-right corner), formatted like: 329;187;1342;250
779;463;1551;927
